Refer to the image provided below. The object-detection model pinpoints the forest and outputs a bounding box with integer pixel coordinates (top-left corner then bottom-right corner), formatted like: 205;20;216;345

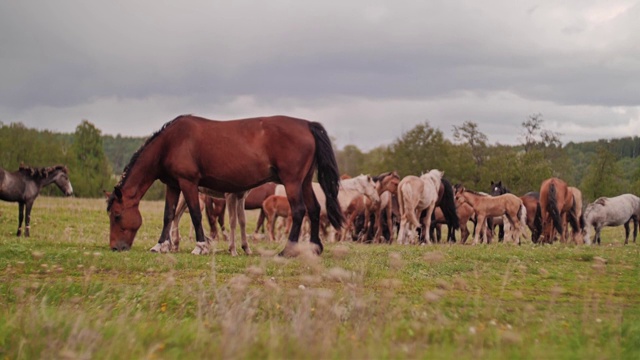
1;114;639;202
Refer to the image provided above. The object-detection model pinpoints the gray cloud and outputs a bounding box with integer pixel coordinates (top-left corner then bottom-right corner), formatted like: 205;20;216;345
1;1;638;151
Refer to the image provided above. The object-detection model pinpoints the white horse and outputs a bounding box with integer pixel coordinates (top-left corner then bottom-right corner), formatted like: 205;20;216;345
396;169;444;245
584;194;640;245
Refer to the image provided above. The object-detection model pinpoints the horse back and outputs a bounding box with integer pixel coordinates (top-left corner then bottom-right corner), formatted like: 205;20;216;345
160;115;316;192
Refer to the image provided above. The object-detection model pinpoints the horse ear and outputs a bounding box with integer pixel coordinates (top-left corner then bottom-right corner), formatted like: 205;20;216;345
103;190;111;199
497;181;502;186
491;181;495;186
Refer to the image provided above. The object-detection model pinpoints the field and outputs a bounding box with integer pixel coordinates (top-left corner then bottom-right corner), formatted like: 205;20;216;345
1;196;639;359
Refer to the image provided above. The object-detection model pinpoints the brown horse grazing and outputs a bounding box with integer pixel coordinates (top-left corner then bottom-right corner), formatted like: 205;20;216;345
262;194;293;242
538;177;580;244
106;115;343;256
169;191;226;251
454;186;526;245
1;164;73;237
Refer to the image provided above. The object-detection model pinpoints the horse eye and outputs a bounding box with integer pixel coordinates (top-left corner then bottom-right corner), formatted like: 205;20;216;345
114;214;122;221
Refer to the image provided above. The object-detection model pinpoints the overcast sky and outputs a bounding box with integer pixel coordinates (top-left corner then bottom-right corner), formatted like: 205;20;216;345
1;1;638;150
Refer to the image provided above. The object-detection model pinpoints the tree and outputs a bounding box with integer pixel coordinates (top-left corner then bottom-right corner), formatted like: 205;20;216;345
580;145;625;202
336;145;365;177
69;120;113;197
520;113;562;153
452;121;488;166
382;121;450;177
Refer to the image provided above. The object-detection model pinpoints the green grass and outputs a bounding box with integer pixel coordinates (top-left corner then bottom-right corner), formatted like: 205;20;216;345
0;197;639;359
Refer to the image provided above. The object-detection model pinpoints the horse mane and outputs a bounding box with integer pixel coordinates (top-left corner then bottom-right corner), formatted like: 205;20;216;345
114;115;187;190
18;164;68;179
594;197;608;206
108;115;187;211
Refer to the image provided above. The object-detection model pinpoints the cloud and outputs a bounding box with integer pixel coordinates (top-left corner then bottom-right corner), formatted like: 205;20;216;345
0;1;639;151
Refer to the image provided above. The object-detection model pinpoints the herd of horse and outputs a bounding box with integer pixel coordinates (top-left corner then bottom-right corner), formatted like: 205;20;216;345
1;115;640;256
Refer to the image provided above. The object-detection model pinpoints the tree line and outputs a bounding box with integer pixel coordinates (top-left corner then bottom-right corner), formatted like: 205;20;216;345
1;115;638;202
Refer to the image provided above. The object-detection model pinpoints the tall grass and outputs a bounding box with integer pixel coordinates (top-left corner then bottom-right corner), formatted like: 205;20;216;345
0;197;639;359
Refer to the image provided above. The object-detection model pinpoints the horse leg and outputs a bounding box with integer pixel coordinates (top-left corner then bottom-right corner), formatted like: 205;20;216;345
176;184;208;255
236;194;251;255
302;177;322;254
24;200;35;237
226;193;239;256
422;206;436;245
16;202;24;236
280;180;316;256
254;209;266;235
204;197;218;240
624;220;630;245
169;194;188;252
151;186;180;253
473;215;485;245
634;216;638;243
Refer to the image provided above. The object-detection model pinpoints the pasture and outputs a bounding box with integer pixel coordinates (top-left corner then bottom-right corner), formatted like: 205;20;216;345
1;197;639;359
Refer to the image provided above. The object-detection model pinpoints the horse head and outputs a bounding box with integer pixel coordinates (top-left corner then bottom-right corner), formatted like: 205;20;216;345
490;181;508;196
106;187;143;251
51;166;74;196
359;175;381;205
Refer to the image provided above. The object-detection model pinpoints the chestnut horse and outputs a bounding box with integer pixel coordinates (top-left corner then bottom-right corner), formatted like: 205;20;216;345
262;194;293;242
106;115;343;256
1;164;73;237
454;186;526;245
490;181;542;243
538;177;580;244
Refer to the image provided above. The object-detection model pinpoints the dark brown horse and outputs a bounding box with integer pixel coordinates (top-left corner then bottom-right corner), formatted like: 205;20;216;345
106;115;343;256
539;177;579;244
0;164;73;236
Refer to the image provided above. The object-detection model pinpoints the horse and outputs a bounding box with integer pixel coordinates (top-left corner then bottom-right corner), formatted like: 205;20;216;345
430;198;475;244
538;177;580;244
564;187;585;243
396;169;444;245
262;194;293;242
106;115;343;256
490;181;543;243
421;177;459;243
169;191;226;251
243;182;277;236
583;194;640;245
0;164;73;237
347;171;400;242
454;185;526;245
336;175;381;241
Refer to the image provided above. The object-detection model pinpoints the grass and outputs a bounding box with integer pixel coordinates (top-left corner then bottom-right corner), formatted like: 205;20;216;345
0;196;639;359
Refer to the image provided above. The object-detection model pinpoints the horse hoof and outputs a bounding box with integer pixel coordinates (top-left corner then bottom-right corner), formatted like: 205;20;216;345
191;242;210;255
229;248;238;257
150;243;163;253
242;245;253;255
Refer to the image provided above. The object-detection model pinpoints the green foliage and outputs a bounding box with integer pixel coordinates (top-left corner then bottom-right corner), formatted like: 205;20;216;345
336;145;366;177
68;120;114;198
580;145;627;202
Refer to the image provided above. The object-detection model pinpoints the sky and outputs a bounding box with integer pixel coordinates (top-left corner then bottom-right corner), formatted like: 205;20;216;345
0;1;638;151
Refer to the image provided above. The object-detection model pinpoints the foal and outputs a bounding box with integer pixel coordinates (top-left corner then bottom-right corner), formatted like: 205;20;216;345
454;186;526;245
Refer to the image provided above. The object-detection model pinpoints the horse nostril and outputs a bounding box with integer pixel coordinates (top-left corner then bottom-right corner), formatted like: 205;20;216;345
111;247;118;252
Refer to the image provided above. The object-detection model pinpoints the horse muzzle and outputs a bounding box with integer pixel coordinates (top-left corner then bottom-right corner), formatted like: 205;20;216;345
111;241;131;252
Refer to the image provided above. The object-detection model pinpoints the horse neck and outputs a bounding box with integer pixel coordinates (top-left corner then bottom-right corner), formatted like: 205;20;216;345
119;150;161;204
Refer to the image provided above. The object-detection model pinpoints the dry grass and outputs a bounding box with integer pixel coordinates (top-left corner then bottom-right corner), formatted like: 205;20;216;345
0;197;639;359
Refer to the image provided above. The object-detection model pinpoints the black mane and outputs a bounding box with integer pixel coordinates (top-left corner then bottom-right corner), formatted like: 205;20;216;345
108;115;187;211
18;164;68;179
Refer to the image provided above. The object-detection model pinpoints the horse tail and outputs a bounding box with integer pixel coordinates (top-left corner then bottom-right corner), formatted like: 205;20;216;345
439;178;460;231
547;182;563;235
398;183;421;228
309;122;343;230
532;203;542;243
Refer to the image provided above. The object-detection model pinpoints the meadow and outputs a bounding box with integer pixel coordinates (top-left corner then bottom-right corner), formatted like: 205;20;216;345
0;196;639;359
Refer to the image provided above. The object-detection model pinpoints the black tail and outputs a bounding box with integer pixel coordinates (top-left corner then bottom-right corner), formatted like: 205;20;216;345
440;178;460;238
532;203;542;243
309;122;343;230
547;183;563;234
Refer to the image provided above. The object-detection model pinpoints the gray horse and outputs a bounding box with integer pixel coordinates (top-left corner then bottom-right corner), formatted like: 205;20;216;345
0;164;73;236
583;194;640;245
